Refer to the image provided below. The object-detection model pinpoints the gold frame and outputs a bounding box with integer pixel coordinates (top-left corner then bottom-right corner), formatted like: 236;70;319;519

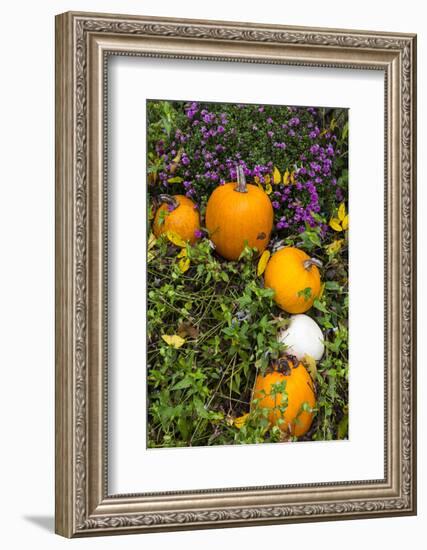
55;11;417;537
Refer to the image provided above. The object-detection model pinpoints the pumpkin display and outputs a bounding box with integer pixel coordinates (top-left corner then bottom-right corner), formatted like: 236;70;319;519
264;247;322;313
253;360;316;437
205;165;273;261
278;314;325;361
153;194;200;244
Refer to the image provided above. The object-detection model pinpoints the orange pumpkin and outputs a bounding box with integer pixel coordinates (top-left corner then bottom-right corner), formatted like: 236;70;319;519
253;361;316;437
264;247;322;313
205;166;273;260
153;194;200;245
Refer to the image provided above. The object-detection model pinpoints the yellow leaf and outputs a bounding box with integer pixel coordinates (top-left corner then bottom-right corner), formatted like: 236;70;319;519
264;174;271;185
147;251;155;264
273;166;281;184
326;239;344;255
302;354;317;381
318;282;325;300
330;118;336;131
166;230;186;248
283;170;291;185
342;214;349;230
234;413;249;429
148;205;154;220
265;183;272;195
148;232;157;250
161;334;186;348
257;250;271;276
254;175;260;184
178;257;190;273
177;248;187;258
290;171;296;184
338;202;346;221
329;218;343;232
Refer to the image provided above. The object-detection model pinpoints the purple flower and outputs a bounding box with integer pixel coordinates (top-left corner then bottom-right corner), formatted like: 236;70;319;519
289;117;300;127
266;117;273;124
272;201;280;209
194;229;203;239
258;106;264;112
267;130;274;138
182;156;190;166
217;125;225;134
274;142;287;149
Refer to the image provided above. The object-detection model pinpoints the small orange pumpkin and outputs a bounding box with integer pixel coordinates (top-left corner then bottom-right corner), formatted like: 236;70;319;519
253;360;316;437
153;194;200;244
205;166;273;261
264;247;322;313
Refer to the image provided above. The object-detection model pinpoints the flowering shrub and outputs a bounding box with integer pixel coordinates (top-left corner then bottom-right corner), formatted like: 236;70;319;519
147;100;349;448
147;100;348;237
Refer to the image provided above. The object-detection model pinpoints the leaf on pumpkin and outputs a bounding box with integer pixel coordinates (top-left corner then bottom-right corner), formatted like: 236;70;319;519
273;166;281;184
178;257;190;273
338;202;346;221
257;250;271;277
166;230;186;247
234;413;250;429
329;218;343;232
302;354;317;381
342;214;349;230
265;183;273;195
161;334;186;348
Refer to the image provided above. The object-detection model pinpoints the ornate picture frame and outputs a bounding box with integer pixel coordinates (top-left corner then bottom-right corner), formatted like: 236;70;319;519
55;11;417;537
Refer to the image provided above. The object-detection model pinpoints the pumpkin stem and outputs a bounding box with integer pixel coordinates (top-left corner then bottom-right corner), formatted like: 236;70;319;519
234;164;248;193
303;258;323;270
158;194;179;211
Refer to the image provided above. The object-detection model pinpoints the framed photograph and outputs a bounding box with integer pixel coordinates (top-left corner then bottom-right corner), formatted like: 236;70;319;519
55;11;417;537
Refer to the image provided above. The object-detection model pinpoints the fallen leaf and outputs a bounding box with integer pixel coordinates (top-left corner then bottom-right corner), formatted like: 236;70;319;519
342;214;349;230
166;230;186;247
257;250;271;277
273;166;281;184
329;218;343;232
234;413;250;429
161;334;186;348
178;257;190;273
148;232;157;250
302;354;317;381
177;321;199;339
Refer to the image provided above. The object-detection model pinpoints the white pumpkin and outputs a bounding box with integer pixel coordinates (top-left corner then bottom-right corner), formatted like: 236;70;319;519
278;314;325;361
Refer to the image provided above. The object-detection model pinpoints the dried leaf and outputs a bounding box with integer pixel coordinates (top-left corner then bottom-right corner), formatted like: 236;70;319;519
302;354;317;381
273;166;281;184
234;413;249;429
257;250;271;277
148;232;157;250
177;322;199;339
342;214;349;230
329;218;343;232
338;202;346;221
166;230;186;248
161;334;186;348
